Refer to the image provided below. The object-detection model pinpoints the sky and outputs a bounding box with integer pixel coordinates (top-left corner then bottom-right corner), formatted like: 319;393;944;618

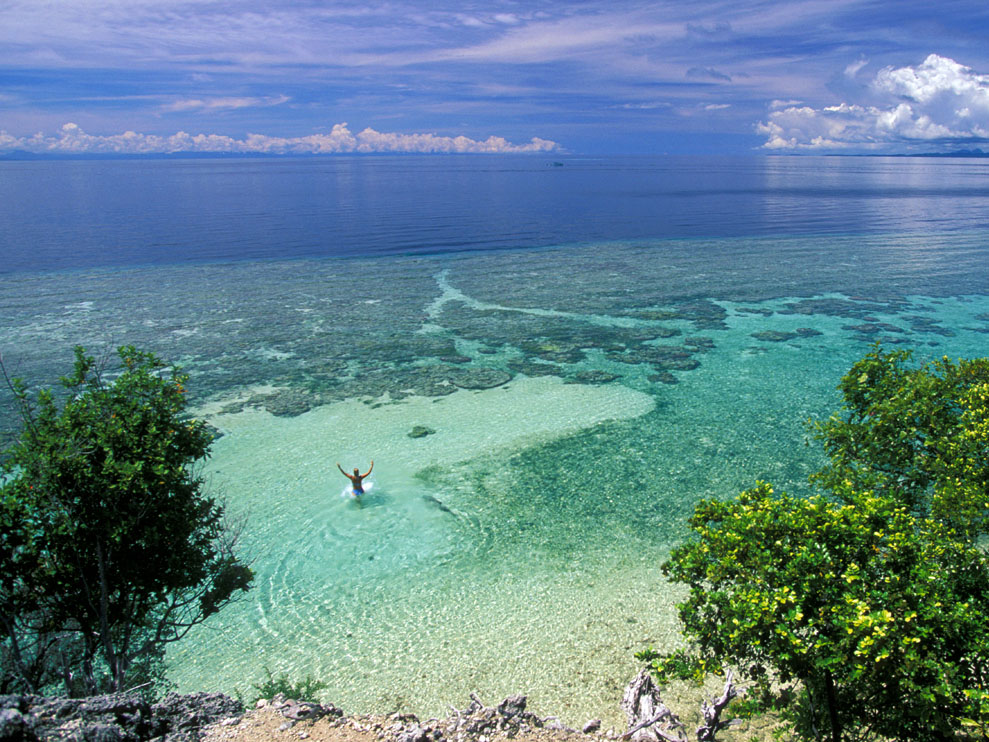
1;0;989;156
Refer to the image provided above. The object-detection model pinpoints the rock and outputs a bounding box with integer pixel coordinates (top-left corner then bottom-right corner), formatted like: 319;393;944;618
279;700;331;722
583;719;602;733
152;691;243;734
449;367;512;390
780;297;897;319
408;426;436;439
0;691;242;742
80;722;126;741
570;370;619;384
0;707;36;742
647;372;678;385
750;330;798;342
496;695;527;719
396;725;431;742
259;388;316;417
841;322;905;335
683;336;715;351
505;359;560;377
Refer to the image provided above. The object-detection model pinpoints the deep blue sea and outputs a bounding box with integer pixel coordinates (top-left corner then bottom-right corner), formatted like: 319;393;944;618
1;154;987;725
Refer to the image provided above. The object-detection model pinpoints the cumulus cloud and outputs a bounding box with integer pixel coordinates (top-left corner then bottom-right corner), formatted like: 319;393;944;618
0;122;558;155
758;54;989;150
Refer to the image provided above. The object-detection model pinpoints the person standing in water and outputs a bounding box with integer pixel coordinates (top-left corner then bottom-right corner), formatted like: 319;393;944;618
337;460;373;495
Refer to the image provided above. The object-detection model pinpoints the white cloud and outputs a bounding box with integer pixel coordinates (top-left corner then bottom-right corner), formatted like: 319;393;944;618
758;54;989;150
160;95;290;113
844;58;868;78
875;54;989;106
0;122;559;155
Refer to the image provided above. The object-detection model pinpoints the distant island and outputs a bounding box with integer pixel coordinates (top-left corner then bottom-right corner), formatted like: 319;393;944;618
889;148;989;158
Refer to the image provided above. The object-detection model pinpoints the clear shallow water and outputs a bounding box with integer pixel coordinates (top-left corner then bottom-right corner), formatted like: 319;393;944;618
1;155;988;727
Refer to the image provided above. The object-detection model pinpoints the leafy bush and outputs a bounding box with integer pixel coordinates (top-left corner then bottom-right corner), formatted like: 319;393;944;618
0;346;253;696
642;348;989;742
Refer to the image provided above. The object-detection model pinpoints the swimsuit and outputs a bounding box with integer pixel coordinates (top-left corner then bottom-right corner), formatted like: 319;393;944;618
352;482;364;494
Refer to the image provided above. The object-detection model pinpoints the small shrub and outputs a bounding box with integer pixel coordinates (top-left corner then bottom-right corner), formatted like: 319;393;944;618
251;667;327;703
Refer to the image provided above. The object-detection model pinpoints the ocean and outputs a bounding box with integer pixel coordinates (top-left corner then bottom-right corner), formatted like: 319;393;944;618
1;154;987;726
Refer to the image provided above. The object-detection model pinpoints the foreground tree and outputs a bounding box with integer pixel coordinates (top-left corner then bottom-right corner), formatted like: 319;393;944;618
640;348;989;742
1;346;253;695
812;348;989;538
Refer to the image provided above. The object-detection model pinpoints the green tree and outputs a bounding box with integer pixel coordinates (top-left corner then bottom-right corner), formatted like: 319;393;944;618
642;348;989;742
812;347;989;538
0;346;252;695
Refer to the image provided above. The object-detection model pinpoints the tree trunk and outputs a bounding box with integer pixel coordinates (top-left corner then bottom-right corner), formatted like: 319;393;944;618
823;670;842;742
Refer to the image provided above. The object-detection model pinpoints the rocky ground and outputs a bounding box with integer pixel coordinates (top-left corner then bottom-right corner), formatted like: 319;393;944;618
203;693;603;742
0;690;243;741
0;672;772;742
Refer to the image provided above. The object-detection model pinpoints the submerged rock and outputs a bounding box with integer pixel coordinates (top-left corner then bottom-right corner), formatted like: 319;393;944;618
570;370;619;384
260;388;317;417
506;359;561;377
751;330;799;342
683;336;715;351
629;300;728;331
906;315;955;336
841;322;905;335
408;425;436;439
449;367;513;390
780;297;905;319
648;372;679;385
608;344;699;371
519;339;586;364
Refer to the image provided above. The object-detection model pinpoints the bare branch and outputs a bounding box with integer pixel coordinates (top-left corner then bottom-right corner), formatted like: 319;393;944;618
697;669;745;742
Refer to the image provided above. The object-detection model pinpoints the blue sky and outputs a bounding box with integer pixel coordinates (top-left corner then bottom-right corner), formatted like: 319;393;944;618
2;0;988;155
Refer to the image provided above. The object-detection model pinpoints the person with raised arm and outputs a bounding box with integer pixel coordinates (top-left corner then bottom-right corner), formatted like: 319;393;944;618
337;460;373;496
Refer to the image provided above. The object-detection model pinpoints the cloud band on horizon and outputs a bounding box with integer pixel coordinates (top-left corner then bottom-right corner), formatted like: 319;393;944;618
0;122;559;156
758;55;989;151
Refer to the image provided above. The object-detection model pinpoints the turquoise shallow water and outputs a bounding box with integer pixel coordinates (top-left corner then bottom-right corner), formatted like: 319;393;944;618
2;231;987;727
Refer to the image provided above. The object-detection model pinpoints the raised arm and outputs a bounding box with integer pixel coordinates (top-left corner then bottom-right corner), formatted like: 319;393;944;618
361;460;374;478
337;462;348;478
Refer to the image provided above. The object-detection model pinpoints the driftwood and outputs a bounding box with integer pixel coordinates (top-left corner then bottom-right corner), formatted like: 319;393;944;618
621;670;684;742
697;670;742;742
621;669;743;742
